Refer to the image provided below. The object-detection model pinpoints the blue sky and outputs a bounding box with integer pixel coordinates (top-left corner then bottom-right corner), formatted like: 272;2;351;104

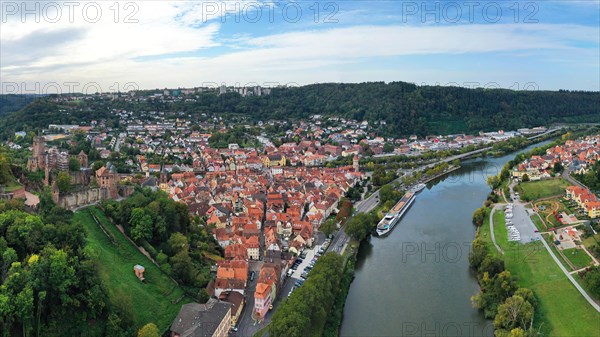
1;0;598;93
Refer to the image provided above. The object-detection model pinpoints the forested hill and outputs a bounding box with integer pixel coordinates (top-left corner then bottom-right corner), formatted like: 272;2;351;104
0;94;37;117
1;82;599;138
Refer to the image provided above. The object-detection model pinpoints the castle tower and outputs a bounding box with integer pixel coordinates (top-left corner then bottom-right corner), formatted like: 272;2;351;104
353;155;359;172
32;136;45;158
78;150;88;168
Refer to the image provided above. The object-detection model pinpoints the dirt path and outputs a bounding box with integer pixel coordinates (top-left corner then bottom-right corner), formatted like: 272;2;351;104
545;201;560;226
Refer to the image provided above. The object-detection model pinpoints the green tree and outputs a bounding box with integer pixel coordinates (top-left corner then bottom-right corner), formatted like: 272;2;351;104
493;295;534;332
137;323;160;337
472;207;486;227
56;172;72;193
68;158;80;171
583;267;600;298
130;208;153;242
552;162;563;174
319;219;337;237
521;174;530;182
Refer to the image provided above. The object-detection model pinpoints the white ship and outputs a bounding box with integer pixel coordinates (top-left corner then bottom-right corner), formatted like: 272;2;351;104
376;191;416;236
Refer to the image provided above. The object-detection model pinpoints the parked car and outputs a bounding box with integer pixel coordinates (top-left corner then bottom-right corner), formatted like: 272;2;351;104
249;271;255;281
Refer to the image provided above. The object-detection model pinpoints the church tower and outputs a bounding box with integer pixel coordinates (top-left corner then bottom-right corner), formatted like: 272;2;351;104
353;155;359;172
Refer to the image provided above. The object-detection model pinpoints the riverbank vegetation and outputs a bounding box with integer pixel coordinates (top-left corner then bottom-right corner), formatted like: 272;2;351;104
471;202;600;337
322;255;357;337
269;253;345;337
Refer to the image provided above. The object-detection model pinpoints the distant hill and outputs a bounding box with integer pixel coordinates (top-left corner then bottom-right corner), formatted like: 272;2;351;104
0;94;37;117
1;83;598;138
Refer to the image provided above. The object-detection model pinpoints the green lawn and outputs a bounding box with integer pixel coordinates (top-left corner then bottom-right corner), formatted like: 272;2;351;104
483;204;600;337
76;207;190;332
583;234;600;251
479;208;500;258
530;215;547;231
517;178;570;201
562;248;594;270
498;236;600;336
3;180;23;192
493;209;510;248
544;235;574;272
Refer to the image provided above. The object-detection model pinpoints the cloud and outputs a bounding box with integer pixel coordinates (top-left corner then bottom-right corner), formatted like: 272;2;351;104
1;1;598;92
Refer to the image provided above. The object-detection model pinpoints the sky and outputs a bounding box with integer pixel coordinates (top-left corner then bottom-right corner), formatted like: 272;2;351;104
1;0;599;94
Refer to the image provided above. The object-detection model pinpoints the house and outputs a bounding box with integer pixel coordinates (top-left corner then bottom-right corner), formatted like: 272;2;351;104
253;282;272;320
170;299;232;337
253;263;281;319
262;153;286;167
219;291;244;328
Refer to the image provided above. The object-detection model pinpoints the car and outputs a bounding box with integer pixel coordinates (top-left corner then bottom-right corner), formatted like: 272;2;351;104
269;304;273;310
231;326;238;332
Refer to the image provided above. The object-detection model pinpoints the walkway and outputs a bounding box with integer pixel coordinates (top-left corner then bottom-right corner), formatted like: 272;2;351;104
539;237;600;312
489;204;504;255
507;182;600;312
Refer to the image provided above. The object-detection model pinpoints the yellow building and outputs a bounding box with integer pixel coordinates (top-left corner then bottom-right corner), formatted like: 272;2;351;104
262;154;286;167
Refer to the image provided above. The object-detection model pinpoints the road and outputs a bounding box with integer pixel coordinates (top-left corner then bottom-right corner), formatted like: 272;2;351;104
232;237;326;337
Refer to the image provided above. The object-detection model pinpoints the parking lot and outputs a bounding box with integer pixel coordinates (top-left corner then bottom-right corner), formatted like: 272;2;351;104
290;240;330;279
508;187;542;244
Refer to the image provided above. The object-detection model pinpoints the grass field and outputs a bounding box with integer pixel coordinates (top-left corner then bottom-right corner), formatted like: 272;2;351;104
583;234;600;251
562;248;594;270
544;234;574;272
517;178;570;201
493;209;509;248
3;180;23;192
77;207;190;332
486;205;600;337
530;215;547;231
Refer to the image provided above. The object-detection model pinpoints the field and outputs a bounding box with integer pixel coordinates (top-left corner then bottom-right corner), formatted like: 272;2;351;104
492;209;509;248
487;207;600;336
516;178;570;201
530;215;547;231
77;207;190;332
562;248;593;270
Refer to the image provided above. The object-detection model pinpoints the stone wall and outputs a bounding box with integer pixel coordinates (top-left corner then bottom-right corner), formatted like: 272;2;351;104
56;188;109;210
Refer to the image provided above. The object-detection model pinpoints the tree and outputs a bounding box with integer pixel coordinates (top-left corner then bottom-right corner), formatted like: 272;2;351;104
521;174;530;182
487;175;500;189
91;161;104;172
552;162;563;174
137;323;159;337
56;172;71;193
472;207;486;227
493;295;534;332
68;158;80;172
468;238;488;270
319;219;337;237
130;208;153;242
0;148;13;185
168;232;189;255
583;267;600;298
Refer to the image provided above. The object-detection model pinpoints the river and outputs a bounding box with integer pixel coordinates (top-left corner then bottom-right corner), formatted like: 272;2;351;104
340;140;553;337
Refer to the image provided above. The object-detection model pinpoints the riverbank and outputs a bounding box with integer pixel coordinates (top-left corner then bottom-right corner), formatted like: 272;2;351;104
476;205;600;336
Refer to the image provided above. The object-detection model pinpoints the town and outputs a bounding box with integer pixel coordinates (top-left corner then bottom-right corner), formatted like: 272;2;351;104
0;90;559;337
